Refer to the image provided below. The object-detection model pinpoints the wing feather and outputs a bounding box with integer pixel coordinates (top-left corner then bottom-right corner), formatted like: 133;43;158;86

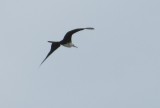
40;42;60;66
61;27;94;44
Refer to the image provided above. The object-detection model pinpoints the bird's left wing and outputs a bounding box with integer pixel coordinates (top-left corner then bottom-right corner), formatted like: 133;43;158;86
40;42;60;66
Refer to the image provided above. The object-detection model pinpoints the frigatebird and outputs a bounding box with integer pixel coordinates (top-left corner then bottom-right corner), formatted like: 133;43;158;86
40;27;94;65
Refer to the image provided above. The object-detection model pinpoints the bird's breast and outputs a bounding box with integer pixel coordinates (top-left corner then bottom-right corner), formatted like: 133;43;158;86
62;43;73;48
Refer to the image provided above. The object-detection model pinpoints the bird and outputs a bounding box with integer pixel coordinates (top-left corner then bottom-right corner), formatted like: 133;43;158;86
40;27;94;66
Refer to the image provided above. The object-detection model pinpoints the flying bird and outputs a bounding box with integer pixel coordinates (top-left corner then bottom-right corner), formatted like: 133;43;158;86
40;27;94;65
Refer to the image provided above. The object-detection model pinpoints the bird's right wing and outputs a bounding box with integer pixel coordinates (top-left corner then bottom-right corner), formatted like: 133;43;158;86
40;42;60;66
62;27;94;43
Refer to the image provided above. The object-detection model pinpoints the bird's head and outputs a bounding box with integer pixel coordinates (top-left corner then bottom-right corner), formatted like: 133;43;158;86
72;44;78;48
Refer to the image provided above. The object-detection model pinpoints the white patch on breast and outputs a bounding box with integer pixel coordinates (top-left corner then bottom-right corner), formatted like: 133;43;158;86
63;43;73;48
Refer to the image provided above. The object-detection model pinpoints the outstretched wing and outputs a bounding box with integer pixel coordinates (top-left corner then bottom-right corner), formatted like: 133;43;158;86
61;27;94;43
40;42;60;66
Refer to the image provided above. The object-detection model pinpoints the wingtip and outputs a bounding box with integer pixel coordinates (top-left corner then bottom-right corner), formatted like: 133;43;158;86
39;64;42;68
39;62;43;67
40;59;46;66
85;27;95;30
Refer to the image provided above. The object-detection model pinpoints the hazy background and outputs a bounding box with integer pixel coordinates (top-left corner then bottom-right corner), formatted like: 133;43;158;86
0;0;160;108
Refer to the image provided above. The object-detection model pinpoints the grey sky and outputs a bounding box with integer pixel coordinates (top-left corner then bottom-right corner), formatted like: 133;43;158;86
0;0;160;108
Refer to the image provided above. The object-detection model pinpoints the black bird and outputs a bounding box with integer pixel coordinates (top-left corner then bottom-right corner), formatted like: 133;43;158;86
40;27;94;65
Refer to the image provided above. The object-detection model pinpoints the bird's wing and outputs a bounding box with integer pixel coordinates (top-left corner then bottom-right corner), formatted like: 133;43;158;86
40;42;60;66
62;27;94;43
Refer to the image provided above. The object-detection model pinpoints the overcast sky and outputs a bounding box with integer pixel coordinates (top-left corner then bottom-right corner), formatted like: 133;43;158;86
0;0;160;108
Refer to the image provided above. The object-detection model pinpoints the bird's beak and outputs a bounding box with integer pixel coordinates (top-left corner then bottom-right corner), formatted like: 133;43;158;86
73;45;78;48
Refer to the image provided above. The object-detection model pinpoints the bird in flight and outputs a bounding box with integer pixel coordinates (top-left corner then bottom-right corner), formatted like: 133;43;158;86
40;27;94;65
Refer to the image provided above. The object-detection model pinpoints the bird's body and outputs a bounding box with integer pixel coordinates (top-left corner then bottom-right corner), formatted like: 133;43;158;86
40;27;94;65
62;42;75;48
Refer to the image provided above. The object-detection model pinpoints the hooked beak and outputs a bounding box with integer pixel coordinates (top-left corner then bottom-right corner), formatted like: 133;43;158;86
73;44;78;48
